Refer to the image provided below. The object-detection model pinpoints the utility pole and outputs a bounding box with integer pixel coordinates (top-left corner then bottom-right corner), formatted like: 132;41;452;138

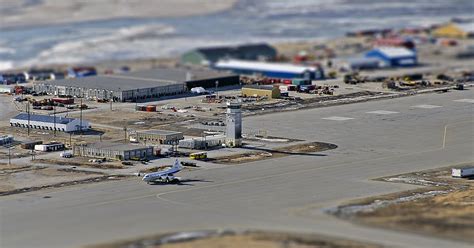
53;104;56;137
8;147;11;165
26;102;30;136
69;133;72;147
215;80;219;99
123;126;127;143
79;98;83;135
135;89;139;111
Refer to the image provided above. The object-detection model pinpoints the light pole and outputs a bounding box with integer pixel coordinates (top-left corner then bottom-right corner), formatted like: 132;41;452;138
123;126;128;143
110;92;113;111
215;80;219;99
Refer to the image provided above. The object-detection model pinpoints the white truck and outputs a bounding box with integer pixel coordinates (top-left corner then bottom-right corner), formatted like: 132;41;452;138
60;151;73;158
451;167;474;178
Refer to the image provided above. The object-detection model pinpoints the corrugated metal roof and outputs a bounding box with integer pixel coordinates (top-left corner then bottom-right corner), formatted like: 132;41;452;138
374;47;415;58
11;113;75;124
35;68;234;91
124;68;235;82
84;142;152;151
215;60;317;74
243;85;276;90
139;130;182;135
36;74;183;92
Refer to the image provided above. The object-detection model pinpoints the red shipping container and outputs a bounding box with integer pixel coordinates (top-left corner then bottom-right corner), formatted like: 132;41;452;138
146;105;156;112
53;98;74;104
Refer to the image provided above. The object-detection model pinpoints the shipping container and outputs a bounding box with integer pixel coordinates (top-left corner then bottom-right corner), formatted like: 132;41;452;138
146;105;156;112
136;105;146;111
292;78;311;86
53;98;74;104
21;141;43;149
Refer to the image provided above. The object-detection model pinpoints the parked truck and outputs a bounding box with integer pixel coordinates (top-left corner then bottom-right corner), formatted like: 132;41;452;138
452;167;474;178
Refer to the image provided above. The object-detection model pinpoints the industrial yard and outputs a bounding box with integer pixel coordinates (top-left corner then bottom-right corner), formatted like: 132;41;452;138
1;3;474;248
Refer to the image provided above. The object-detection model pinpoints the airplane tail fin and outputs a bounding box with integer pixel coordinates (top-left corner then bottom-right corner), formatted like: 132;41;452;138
173;159;182;170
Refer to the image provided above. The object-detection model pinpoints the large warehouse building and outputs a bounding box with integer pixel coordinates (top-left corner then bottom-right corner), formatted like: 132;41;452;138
214;59;325;80
33;68;239;102
10;113;90;133
74;142;154;161
365;47;417;67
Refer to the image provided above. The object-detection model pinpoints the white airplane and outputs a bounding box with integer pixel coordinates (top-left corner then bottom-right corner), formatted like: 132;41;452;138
142;159;182;184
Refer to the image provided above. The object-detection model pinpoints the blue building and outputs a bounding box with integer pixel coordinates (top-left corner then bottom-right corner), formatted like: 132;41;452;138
365;47;417;67
213;59;324;80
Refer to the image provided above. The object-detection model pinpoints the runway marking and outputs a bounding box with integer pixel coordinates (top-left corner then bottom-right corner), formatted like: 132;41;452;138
412;104;442;109
453;99;474;103
442;119;474;149
366;110;399;115
322;116;354;121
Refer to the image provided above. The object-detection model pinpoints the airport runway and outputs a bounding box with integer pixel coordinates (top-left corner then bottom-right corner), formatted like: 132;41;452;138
1;90;473;248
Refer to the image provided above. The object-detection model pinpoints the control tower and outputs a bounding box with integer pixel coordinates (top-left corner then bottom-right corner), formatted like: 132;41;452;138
225;101;242;147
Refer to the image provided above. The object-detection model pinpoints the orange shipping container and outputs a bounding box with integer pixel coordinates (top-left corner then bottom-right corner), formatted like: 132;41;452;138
146;105;156;112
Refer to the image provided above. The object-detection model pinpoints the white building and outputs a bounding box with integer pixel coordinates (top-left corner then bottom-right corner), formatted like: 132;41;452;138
10;113;90;133
179;135;226;149
35;142;65;152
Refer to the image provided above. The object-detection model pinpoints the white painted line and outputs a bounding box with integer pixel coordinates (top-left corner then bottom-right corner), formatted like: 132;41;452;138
412;104;442;109
366;110;399;115
453;99;474;103
322;116;354;121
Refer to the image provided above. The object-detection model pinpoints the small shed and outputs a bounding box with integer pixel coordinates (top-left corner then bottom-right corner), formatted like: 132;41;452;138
365;47;417;67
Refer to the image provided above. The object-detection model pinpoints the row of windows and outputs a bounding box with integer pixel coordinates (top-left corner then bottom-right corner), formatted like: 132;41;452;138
11;123;66;132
